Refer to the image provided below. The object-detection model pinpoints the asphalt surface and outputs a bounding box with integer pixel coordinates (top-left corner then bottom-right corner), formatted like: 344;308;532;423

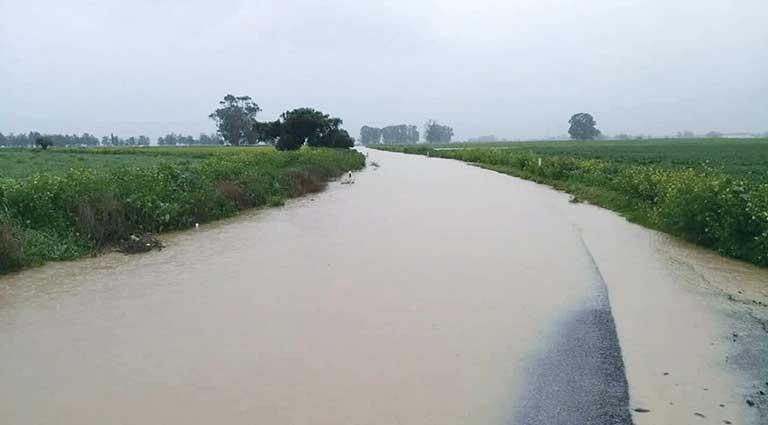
512;237;633;425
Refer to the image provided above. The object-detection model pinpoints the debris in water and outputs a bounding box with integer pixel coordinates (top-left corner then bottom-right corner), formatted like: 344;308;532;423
633;408;650;413
693;412;706;418
118;234;164;254
746;399;755;407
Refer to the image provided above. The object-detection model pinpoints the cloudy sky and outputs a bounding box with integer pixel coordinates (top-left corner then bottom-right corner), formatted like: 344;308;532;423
1;0;766;141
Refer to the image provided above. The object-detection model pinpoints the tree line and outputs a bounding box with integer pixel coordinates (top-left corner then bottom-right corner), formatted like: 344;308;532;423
360;120;454;144
360;125;419;144
208;95;354;150
157;133;223;146
0;131;228;148
0;132;101;148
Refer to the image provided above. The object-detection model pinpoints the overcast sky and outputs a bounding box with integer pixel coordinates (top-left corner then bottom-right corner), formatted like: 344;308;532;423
1;0;766;141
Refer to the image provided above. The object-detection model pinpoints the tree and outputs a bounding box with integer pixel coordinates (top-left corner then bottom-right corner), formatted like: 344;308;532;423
35;136;53;150
320;128;354;148
0;132;6;146
209;95;261;146
705;131;723;138
424;120;453;143
360;126;382;145
275;134;303;151
252;120;283;145
381;124;420;144
568;113;601;140
273;108;351;150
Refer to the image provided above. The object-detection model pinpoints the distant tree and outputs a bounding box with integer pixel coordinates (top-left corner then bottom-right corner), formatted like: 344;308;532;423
406;125;420;143
360;126;382;145
614;134;632;140
209;95;261;146
568;113;601;140
424;120;453;143
35;136;53;150
381;124;420;144
0;132;6;146
676;131;695;139
705;131;723;138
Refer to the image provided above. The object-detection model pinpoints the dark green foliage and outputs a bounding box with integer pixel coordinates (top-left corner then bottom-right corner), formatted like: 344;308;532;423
281;108;334;148
0;147;365;273
321;128;354;148
0;223;22;272
374;140;768;267
35;137;53;150
209;95;262;146
424;120;453;143
568;113;601;140
275;134;304;151
273;108;353;150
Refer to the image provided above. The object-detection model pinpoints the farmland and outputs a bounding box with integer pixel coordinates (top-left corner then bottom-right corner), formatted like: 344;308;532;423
0;146;365;273
373;138;768;267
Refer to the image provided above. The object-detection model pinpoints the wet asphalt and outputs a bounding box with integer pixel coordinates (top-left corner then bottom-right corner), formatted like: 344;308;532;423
512;237;633;425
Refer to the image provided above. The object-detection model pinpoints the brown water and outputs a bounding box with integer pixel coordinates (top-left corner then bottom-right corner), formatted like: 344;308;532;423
1;149;766;424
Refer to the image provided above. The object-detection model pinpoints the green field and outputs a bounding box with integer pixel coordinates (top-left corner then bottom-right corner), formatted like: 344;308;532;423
0;148;206;179
374;138;768;267
429;138;768;182
0;146;365;273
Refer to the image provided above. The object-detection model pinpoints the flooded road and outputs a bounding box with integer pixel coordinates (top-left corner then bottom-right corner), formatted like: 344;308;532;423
1;149;766;424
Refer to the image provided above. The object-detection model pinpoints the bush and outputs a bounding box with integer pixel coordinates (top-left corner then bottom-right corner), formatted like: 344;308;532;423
0;223;22;272
0;147;365;272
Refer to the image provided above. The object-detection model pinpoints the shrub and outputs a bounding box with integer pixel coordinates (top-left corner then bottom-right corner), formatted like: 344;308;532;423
0;147;365;271
0;223;22;273
215;180;250;210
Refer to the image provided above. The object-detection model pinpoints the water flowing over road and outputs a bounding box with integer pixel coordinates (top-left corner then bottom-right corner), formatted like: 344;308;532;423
1;149;766;424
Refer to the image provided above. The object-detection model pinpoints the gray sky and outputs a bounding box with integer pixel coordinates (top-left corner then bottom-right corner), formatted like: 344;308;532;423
1;0;766;141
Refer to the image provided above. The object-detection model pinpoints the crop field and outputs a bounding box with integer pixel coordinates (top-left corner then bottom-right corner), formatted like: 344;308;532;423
0;148;207;179
374;138;768;267
430;138;768;183
0;146;365;273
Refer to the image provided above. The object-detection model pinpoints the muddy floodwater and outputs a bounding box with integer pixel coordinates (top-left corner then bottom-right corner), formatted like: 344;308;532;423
1;149;766;424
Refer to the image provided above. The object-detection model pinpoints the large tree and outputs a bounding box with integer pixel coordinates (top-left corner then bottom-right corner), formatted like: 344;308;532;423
424;120;453;143
209;95;261;146
273;108;352;150
568;113;601;140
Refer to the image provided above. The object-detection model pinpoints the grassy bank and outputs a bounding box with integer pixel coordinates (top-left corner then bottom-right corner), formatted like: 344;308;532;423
0;147;365;273
373;139;768;267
